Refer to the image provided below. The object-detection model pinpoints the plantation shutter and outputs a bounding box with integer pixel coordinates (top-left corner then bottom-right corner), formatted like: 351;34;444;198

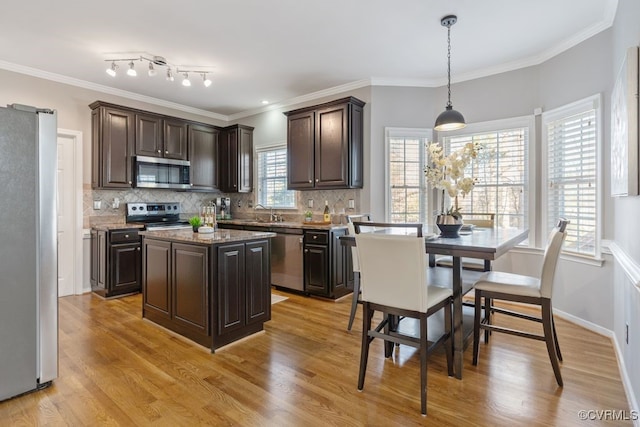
257;147;296;208
546;109;597;256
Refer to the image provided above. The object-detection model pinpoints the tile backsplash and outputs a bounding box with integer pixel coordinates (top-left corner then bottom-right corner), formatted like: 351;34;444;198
84;185;362;227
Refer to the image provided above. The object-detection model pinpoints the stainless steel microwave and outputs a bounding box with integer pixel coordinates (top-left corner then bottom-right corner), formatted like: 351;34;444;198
134;156;191;189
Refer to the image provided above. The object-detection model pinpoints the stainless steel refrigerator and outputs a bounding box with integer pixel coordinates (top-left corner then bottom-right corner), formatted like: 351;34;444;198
0;104;58;401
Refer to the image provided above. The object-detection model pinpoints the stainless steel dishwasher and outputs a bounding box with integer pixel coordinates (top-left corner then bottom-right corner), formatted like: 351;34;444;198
271;227;304;291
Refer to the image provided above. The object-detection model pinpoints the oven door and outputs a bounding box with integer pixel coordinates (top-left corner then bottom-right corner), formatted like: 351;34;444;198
135;156;191;189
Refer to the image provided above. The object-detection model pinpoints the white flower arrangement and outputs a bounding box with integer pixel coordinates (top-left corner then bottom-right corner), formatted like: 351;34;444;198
425;142;479;219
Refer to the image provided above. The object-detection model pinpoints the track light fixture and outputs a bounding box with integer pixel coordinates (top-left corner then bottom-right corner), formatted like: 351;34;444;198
103;53;213;88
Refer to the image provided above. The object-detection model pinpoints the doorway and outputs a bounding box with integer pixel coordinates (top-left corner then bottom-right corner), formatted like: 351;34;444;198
56;129;83;297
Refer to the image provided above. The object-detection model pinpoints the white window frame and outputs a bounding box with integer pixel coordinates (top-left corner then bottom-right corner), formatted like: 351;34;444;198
384;127;433;223
437;115;536;246
255;143;297;209
541;94;602;259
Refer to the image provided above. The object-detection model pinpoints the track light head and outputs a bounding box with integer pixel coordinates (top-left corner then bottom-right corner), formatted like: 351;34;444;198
106;61;117;77
148;62;157;77
127;61;137;77
202;73;212;87
182;73;191;87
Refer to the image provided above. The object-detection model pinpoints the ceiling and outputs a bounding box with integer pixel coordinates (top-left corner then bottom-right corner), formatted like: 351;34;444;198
0;0;617;120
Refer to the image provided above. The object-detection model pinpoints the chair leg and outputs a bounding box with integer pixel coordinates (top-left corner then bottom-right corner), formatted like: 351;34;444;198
420;313;428;415
384;314;393;358
358;302;374;390
552;314;563;362
542;299;563;387
473;290;482;366
347;272;360;331
444;299;454;377
484;297;492;344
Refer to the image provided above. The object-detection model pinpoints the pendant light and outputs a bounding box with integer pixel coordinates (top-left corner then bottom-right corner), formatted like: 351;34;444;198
434;15;466;132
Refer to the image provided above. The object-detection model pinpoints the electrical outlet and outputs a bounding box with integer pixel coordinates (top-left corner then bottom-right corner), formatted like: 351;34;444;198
237;200;242;208
112;197;120;209
348;199;355;209
308;199;313;208
93;200;101;210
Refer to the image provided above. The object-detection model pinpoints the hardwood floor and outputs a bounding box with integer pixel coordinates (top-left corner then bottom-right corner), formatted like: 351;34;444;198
0;290;631;426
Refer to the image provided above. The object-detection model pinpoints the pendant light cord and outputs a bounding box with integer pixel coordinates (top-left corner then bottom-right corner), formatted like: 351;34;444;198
446;24;452;108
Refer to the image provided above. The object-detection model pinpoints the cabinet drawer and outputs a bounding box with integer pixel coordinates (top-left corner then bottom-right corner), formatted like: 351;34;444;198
110;229;140;243
305;231;328;245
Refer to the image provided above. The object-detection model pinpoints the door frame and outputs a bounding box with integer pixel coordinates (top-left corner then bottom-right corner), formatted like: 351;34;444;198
57;128;84;295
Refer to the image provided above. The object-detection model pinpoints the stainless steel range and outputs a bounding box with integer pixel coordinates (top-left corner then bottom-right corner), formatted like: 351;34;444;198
126;202;192;230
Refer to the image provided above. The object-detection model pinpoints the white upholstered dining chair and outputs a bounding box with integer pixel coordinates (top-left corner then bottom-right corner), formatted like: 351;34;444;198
355;223;453;415
472;218;569;386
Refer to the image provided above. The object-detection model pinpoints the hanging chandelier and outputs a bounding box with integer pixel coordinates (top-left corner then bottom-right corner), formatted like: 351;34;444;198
434;15;466;131
104;53;213;88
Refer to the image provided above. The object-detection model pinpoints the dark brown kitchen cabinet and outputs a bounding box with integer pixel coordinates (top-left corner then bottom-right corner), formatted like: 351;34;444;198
220;124;254;193
172;243;209;336
135;114;188;160
142;239;210;346
91;103;135;189
214;239;270;348
91;228;141;298
189;124;219;191
303;229;350;299
284;96;365;190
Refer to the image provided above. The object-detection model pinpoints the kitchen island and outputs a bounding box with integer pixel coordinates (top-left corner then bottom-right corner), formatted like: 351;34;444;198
140;228;275;351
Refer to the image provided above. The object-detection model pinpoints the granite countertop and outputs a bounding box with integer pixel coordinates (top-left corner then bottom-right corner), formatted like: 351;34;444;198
140;228;276;245
92;223;145;231
217;219;347;231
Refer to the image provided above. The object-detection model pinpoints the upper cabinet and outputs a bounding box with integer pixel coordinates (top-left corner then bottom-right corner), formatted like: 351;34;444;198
284;96;365;190
135;113;188;160
91;103;135;189
220;124;254;193
90;101;250;192
189;124;220;192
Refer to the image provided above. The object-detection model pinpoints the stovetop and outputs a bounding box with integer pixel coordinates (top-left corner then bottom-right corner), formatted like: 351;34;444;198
126;202;189;230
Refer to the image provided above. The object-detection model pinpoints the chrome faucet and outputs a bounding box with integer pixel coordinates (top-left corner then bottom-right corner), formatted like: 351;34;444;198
254;204;276;221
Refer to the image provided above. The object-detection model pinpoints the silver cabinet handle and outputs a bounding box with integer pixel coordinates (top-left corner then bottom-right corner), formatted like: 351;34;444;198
165;150;168;154
315;179;319;182
313;235;317;240
308;180;312;183
128;181;132;184
157;149;161;154
136;247;141;251
125;234;129;238
304;249;308;253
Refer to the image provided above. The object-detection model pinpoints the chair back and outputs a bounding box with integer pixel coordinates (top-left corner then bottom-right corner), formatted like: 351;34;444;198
346;213;371;223
464;213;495;228
356;228;429;312
539;218;569;298
352;221;423;237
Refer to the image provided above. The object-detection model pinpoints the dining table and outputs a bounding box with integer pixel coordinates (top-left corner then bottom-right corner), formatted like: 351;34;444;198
340;224;529;379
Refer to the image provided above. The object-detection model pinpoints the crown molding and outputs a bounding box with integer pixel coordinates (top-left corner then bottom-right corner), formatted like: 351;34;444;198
227;78;372;121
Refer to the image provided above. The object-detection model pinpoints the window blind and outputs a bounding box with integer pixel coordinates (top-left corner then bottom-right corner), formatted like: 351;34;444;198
256;147;296;208
444;127;528;229
387;134;428;223
546;109;597;256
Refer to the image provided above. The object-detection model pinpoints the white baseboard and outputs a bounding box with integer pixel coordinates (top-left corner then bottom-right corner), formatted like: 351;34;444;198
554;308;639;425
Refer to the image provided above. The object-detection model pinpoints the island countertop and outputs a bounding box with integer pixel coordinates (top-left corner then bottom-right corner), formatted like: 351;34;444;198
140;228;276;245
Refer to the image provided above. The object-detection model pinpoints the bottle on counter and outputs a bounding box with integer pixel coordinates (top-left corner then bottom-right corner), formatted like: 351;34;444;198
323;200;330;223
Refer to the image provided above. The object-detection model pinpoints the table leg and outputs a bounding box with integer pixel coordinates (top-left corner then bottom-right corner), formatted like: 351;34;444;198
452;256;463;379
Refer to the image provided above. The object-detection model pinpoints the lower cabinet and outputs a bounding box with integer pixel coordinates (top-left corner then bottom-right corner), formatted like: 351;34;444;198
142;239;210;346
91;228;141;298
142;237;271;350
214;240;270;349
303;229;351;299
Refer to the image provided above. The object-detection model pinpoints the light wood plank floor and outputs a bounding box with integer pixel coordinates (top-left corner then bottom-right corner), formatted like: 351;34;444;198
0;290;631;426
